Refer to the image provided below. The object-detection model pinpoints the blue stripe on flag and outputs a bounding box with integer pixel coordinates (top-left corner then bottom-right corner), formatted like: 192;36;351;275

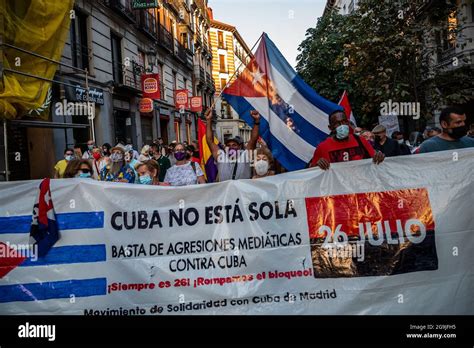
0;211;105;234
20;244;106;266
268;101;329;147
0;278;107;303
223;93;308;171
263;34;343;115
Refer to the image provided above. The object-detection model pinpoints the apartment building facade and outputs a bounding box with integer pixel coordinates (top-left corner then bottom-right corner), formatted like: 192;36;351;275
3;0;216;180
208;8;253;144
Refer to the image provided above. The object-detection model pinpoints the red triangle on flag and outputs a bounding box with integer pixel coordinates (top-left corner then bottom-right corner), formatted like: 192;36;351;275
0;242;27;278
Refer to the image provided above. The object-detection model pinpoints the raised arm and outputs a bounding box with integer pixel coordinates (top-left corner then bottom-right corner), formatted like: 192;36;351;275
246;110;261;151
205;108;220;160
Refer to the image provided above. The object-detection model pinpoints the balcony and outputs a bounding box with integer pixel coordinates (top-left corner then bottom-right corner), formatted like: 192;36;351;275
158;24;173;52
135;11;158;41
195;27;202;47
174;39;187;63
186;49;194;70
111;61;142;90
107;0;136;24
194;65;205;86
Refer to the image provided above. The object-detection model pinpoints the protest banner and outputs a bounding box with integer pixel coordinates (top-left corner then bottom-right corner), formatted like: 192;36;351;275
0;149;473;315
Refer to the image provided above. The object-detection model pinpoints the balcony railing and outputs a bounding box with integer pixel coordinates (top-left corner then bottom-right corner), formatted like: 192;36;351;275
158;24;173;52
111;61;144;90
195;27;202;46
135;10;158;40
107;0;136;23
175;39;187;63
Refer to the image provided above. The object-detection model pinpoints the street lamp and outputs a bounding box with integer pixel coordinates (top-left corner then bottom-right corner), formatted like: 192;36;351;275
146;50;157;73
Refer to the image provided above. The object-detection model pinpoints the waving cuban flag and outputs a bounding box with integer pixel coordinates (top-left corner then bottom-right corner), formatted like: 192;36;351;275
222;33;343;171
30;178;60;257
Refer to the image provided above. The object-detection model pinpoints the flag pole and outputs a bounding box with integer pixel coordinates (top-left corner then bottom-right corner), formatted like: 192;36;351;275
206;32;265;113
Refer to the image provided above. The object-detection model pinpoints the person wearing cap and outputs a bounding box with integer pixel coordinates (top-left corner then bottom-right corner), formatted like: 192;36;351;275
99;146;136;183
372;124;402;157
205;108;261;181
309;110;384;170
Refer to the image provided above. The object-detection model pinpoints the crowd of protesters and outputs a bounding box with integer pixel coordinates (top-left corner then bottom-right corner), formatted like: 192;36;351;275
53;106;474;184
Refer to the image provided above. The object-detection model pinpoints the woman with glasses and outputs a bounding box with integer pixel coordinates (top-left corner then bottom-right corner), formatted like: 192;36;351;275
63;159;94;179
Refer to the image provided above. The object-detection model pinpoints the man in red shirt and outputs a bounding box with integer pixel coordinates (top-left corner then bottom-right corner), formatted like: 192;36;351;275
310;111;385;170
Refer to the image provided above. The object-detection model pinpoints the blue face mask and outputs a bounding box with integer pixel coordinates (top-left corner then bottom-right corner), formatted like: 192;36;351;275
336;125;350;140
77;172;91;178
139;174;153;185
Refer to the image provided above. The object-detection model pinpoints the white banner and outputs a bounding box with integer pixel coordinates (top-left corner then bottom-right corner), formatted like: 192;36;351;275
1;149;473;315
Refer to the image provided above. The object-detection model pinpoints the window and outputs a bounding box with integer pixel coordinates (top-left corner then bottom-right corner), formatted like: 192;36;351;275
186;123;191;144
447;10;457;49
219;54;226;72
111;33;123;84
172;71;177;97
220;78;227;91
138;50;145;71
158;63;165;99
180;32;189;49
218;31;224;49
174;120;181;142
183;78;188;91
70;10;89;70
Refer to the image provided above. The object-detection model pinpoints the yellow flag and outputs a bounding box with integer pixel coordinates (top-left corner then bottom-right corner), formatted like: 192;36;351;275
0;0;74;119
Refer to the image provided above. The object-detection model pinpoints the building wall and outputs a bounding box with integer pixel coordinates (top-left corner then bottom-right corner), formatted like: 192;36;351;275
51;0;205;165
209;16;253;143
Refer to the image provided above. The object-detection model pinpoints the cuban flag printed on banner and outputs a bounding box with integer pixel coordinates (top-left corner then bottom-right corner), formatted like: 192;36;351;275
30;178;60;257
222;33;343;171
0;180;106;302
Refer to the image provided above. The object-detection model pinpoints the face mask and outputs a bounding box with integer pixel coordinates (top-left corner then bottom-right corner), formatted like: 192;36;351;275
65;155;73;161
174;151;186;161
93;153;101;160
77;172;91;178
88;145;94;151
139;174;153;185
110;153;123;163
375;135;382;142
447;125;467;140
335;125;350;140
255;160;269;176
398;139;404;145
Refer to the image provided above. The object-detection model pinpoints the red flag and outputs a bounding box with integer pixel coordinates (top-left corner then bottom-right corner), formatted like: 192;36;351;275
339;91;357;126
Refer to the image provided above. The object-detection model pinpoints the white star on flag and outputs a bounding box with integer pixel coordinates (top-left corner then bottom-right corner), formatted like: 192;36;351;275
250;69;265;86
44;191;51;205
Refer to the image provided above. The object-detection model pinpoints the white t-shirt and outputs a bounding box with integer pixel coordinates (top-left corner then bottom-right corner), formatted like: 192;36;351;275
164;162;204;186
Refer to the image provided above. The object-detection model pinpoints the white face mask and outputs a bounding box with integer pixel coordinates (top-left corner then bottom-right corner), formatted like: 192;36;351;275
255;160;269;176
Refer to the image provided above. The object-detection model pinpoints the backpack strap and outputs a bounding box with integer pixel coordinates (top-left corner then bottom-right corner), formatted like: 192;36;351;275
354;134;371;159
